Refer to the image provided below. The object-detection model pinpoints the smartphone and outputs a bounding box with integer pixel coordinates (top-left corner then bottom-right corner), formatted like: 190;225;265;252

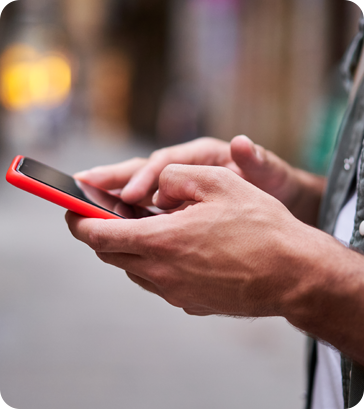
6;156;152;219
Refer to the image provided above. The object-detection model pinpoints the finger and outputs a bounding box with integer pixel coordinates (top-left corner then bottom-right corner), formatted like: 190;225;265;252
97;251;151;277
121;138;231;204
65;211;148;254
153;164;234;210
74;158;147;191
126;272;186;310
231;135;290;189
97;252;168;291
121;147;192;204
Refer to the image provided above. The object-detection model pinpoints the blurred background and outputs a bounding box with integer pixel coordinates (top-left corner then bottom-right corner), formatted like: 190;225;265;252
0;1;361;408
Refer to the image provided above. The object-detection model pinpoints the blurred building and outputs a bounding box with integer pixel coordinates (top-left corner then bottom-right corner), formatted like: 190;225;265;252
0;0;361;169
0;0;75;149
163;0;361;170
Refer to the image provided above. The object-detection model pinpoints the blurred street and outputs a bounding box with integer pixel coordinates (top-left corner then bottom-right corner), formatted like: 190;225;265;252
0;138;306;409
0;1;360;408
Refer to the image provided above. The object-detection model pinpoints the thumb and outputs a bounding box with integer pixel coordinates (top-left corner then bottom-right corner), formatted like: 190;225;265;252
231;135;290;193
153;164;229;210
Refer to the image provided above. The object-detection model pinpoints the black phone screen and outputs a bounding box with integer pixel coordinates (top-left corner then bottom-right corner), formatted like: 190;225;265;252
17;157;150;219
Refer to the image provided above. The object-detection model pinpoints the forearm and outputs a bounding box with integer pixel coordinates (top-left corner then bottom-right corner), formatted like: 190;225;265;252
281;226;364;366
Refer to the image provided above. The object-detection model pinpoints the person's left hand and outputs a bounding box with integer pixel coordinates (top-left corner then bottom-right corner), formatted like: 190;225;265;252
66;164;311;317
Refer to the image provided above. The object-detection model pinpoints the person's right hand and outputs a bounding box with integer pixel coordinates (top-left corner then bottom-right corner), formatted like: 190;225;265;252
75;136;325;224
75;137;240;206
229;136;326;225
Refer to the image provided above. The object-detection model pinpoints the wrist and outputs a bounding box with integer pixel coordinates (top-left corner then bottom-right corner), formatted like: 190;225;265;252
280;227;364;364
287;169;326;225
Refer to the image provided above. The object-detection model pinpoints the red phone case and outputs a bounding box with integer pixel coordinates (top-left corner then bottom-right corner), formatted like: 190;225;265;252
6;156;122;219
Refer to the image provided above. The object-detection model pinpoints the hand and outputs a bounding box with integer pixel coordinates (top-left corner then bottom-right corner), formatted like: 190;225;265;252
67;164;364;365
75;137;239;207
75;136;325;225
66;165;307;317
230;136;326;225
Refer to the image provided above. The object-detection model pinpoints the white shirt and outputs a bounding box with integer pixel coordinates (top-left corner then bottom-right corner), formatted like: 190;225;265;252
311;190;358;409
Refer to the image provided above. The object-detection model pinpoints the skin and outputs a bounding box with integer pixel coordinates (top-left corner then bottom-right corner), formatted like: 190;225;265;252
65;134;364;367
66;50;364;367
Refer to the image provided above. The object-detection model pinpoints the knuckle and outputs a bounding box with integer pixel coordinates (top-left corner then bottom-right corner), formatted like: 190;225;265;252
150;148;168;162
194;168;226;196
164;163;180;172
152;268;179;292
160;163;181;182
215;166;231;178
197;136;215;145
133;156;144;162
146;232;177;259
208;166;233;185
152;269;170;289
132;157;147;166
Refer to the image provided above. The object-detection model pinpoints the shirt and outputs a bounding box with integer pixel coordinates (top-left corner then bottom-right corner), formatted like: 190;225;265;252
311;190;357;409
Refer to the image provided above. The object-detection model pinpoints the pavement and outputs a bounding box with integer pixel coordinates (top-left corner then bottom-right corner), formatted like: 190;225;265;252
0;135;306;409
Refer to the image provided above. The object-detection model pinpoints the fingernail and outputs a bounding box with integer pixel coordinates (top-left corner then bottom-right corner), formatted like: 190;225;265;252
236;134;252;141
237;135;262;162
152;190;159;205
254;146;263;162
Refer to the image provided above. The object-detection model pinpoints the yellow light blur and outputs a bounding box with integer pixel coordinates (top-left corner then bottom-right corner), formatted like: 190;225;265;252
0;44;72;111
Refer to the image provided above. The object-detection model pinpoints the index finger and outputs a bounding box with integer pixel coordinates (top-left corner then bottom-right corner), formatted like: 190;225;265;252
121;146;200;203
